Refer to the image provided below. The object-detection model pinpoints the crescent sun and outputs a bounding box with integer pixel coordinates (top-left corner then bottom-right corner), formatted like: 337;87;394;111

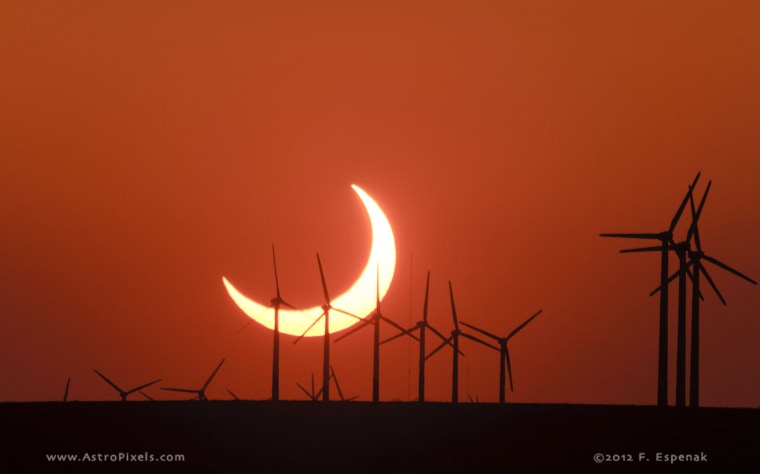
222;184;396;337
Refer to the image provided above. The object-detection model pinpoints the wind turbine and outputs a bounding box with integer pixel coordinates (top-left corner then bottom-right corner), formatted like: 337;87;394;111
226;389;240;401
600;172;700;406
426;281;495;404
296;373;320;401
380;271;451;403
63;377;70;402
161;358;225;401
335;264;418;402
461;309;543;404
140;391;154;401
649;183;757;407
92;369;161;402
236;246;297;401
293;254;363;402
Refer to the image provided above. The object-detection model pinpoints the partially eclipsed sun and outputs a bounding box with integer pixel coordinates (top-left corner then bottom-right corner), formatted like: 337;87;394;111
222;184;396;337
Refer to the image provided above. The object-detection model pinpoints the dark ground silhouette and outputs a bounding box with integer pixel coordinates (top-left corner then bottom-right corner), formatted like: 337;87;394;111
2;401;757;472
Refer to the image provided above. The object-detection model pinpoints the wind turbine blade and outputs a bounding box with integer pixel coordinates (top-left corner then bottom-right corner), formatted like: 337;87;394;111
227;389;240;400
236;319;254;334
686;181;711;245
140;391;154;401
296;383;313;400
649;262;693;297
93;369;123;394
380;326;417;345
461;332;500;351
380;315;419;341
700;264;727;306
620;245;669;254
203;358;226;390
599;233;661;239
127;379;162;395
460;321;499;341
376;263;380;310
334;319;371;343
330;366;346;401
506;309;542;341
448;281;459;329
161;387;198;393
333;307;364;321
426;325;449;342
505;347;514;392
702;254;758;285
425;336;453;361
272;244;281;299
279;299;297;310
423;271;430;323
316;253;331;304
670;172;700;233
293;313;325;344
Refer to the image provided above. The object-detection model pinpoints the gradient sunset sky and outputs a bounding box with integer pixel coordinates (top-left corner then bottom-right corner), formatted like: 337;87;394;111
2;1;758;406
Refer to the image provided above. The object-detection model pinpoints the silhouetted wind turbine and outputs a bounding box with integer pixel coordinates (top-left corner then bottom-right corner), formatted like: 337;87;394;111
293;254;363;402
296;373;320;401
63;377;70;402
426;282;493;404
236;246;296;401
92;369;161;402
624;180;708;406
600;172;700;406
226;389;240;401
161;358;225;401
335;264;417;402
461;309;543;404
381;271;451;403
649;183;757;407
140;391;154;401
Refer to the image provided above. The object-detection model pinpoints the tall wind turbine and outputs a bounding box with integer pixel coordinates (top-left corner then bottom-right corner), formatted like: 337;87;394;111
600;172;700;406
649;183;757;407
461;309;543;404
93;369;161;402
426;281;494;404
236;246;296;401
335;264;418;402
380;271;450;402
161;358;225;401
293;254;363;402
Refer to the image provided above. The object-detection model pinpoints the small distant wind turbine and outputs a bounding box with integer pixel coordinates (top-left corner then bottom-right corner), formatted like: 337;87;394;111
335;264;418;402
381;271;452;403
426;281;494;404
92;369;161;402
600;172;700;406
293;254;364;402
296;373;321;401
161;358;225;401
461;309;543;404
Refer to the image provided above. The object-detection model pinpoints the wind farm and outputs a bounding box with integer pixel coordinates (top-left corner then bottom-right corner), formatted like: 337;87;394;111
3;2;760;470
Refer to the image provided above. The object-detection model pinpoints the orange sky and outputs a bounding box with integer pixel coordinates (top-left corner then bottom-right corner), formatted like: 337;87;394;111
1;1;759;407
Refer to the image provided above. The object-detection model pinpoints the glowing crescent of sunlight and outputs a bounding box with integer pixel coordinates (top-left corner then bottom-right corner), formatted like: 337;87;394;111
222;184;396;337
